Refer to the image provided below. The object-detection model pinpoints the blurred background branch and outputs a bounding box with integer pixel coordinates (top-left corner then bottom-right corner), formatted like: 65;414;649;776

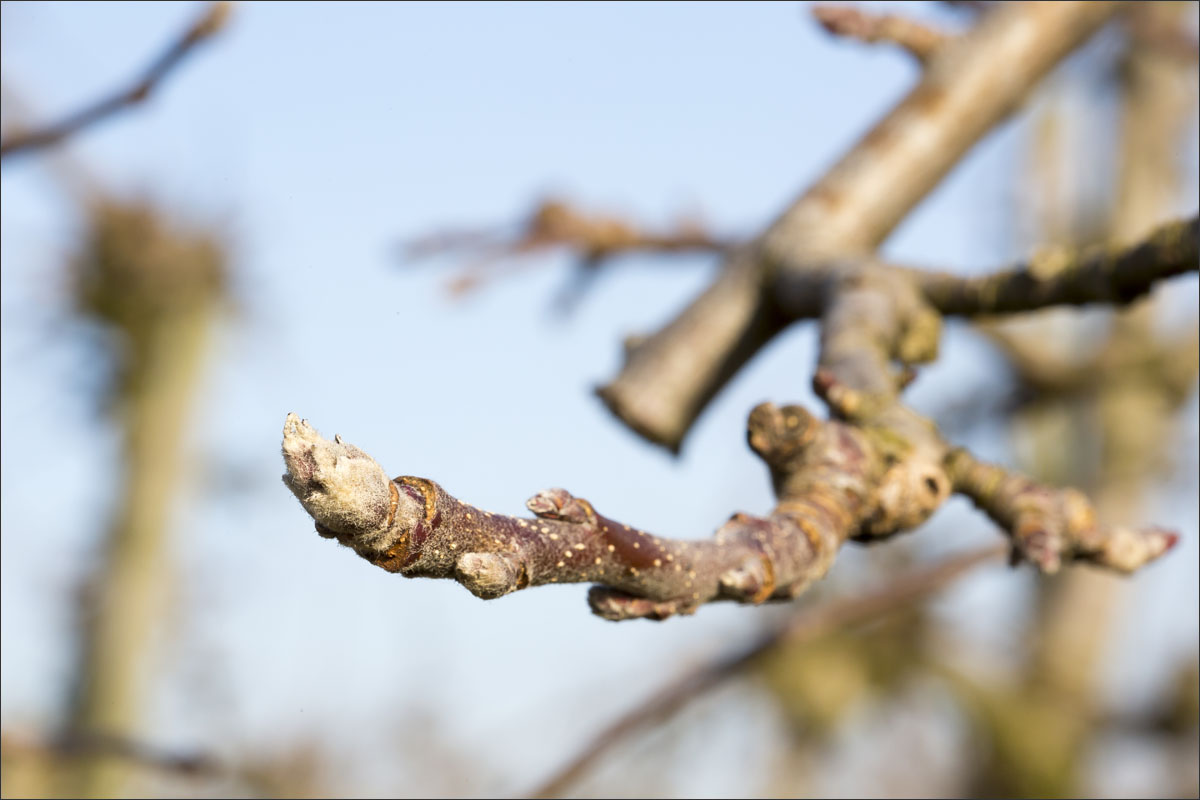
0;2;231;161
402;196;732;312
811;3;952;64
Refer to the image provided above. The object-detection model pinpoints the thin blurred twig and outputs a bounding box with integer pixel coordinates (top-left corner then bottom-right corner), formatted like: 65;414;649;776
526;545;1006;799
0;2;232;160
403;197;731;297
811;4;951;64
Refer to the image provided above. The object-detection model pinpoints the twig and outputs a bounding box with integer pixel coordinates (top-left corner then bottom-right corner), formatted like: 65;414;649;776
811;4;951;65
912;215;1199;317
770;215;1198;324
526;545;1007;799
282;411;869;621
0;2;232;160
403;198;730;297
946;449;1180;573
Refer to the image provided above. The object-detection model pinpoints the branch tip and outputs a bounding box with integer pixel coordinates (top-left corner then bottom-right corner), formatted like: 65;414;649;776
281;414;394;540
947;448;1180;575
811;3;950;64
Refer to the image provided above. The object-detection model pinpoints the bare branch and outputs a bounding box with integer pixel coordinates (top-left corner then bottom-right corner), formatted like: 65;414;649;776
283;356;1012;622
945;448;1179;574
598;2;1124;452
811;4;952;65
403;198;730;297
0;3;232;160
527;545;1006;799
283;412;886;620
914;215;1199;317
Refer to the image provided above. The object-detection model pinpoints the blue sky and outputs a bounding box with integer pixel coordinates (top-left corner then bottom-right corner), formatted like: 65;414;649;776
2;2;1197;795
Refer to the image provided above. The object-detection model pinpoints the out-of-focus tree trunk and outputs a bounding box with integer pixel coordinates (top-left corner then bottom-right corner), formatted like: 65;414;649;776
60;201;228;798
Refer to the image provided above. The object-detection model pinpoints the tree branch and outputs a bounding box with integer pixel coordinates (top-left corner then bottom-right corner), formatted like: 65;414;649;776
283;412;880;620
282;378;990;621
403;198;730;297
0;2;232;161
914;215;1199;317
811;4;952;65
945;448;1179;573
596;1;1123;452
527;545;1006;799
